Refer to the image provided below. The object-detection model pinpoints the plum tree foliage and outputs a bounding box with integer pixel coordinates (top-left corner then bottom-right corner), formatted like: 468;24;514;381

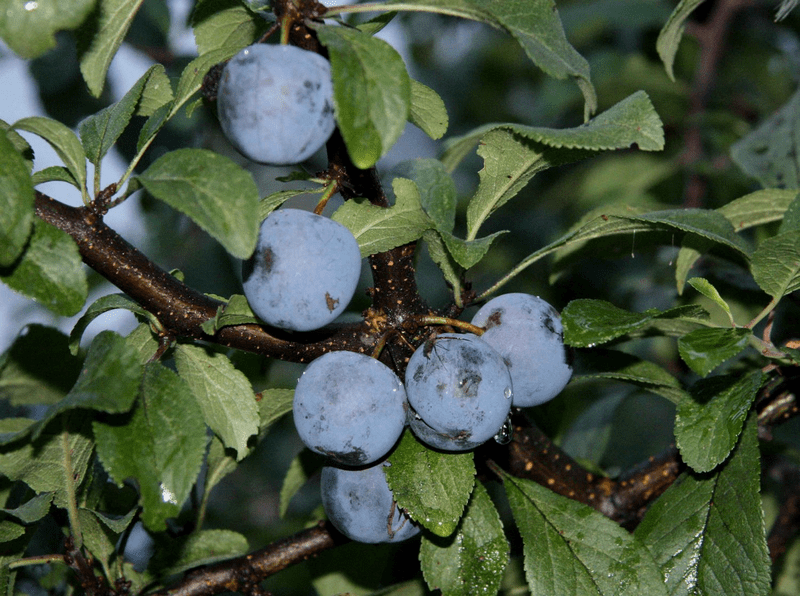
1;0;800;594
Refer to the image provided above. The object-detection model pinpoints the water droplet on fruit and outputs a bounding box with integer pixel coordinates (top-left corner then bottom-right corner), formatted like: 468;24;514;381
494;416;513;445
504;386;512;399
24;1;38;11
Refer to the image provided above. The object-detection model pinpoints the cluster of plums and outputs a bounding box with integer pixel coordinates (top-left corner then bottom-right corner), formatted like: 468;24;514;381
231;43;573;544
242;211;572;542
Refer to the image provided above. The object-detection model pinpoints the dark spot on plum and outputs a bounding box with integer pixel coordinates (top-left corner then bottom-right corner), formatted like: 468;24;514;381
486;309;504;329
260;246;275;274
325;292;339;312
543;315;557;335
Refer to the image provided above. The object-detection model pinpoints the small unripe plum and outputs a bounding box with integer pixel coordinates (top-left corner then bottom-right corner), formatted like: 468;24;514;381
294;351;407;466
471;293;572;407
217;44;335;165
321;462;420;543
242;209;361;332
405;333;512;449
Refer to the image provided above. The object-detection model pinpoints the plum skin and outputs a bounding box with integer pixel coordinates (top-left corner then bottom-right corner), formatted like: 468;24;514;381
217;44;335;165
321;462;420;543
404;333;512;449
471;293;572;407
294;351;408;466
242;209;361;332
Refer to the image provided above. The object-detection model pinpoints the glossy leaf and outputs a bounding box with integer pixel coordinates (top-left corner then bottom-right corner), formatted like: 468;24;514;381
440;230;507;270
332;178;433;257
675;372;764;473
157;529;249;575
677;327;750;377
385;431;475;537
501;469;667;596
78;0;145;97
317;25;411;169
0;219;88;317
0;131;34;267
637;416;770;596
717;189;799;231
174;344;258;461
0;0;95;59
731;89;800;190
750;229;800;299
419;482;508;596
409;80;448;140
137;148;260;259
93;362;208;531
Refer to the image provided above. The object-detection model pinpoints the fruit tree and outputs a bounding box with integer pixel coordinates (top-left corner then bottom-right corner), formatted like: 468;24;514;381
1;0;800;594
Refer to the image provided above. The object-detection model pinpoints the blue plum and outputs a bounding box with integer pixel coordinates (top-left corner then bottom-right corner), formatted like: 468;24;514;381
471;293;572;407
294;351;407;466
405;333;512;449
242;209;361;332
217;44;335;165
321;462;420;543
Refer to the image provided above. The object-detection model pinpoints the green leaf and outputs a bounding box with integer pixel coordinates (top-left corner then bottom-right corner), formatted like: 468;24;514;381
419;482;508;596
687;277;735;324
750;229;800;299
717;189;799;231
637;415;770;596
501;469;666;596
562;300;704;348
440;230;507;270
156;529;249;576
675;372;764;473
174;344;258;461
385;431;475;537
677;327;750;377
79;65;168;166
78;0;145;97
200;294;258;335
256;388;294;437
0;325;81;407
572;350;689;404
0;493;53;525
93;362;208;531
279;450;321;519
390;159;457;233
0;219;88;317
0;414;94;509
137;148;260;259
23;330;143;442
619;208;751;259
13;117;88;198
123;323;160;365
423;230;463;302
30;165;79;187
136;65;174;117
0;0;95;59
78;507;136;579
69;293;150;355
191;0;267;55
409;80;448;140
731;89;800;190
0;131;34;267
317;25;411;169
656;0;706;81
332;178;434;257
172;48;240;116
463;92;663;238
